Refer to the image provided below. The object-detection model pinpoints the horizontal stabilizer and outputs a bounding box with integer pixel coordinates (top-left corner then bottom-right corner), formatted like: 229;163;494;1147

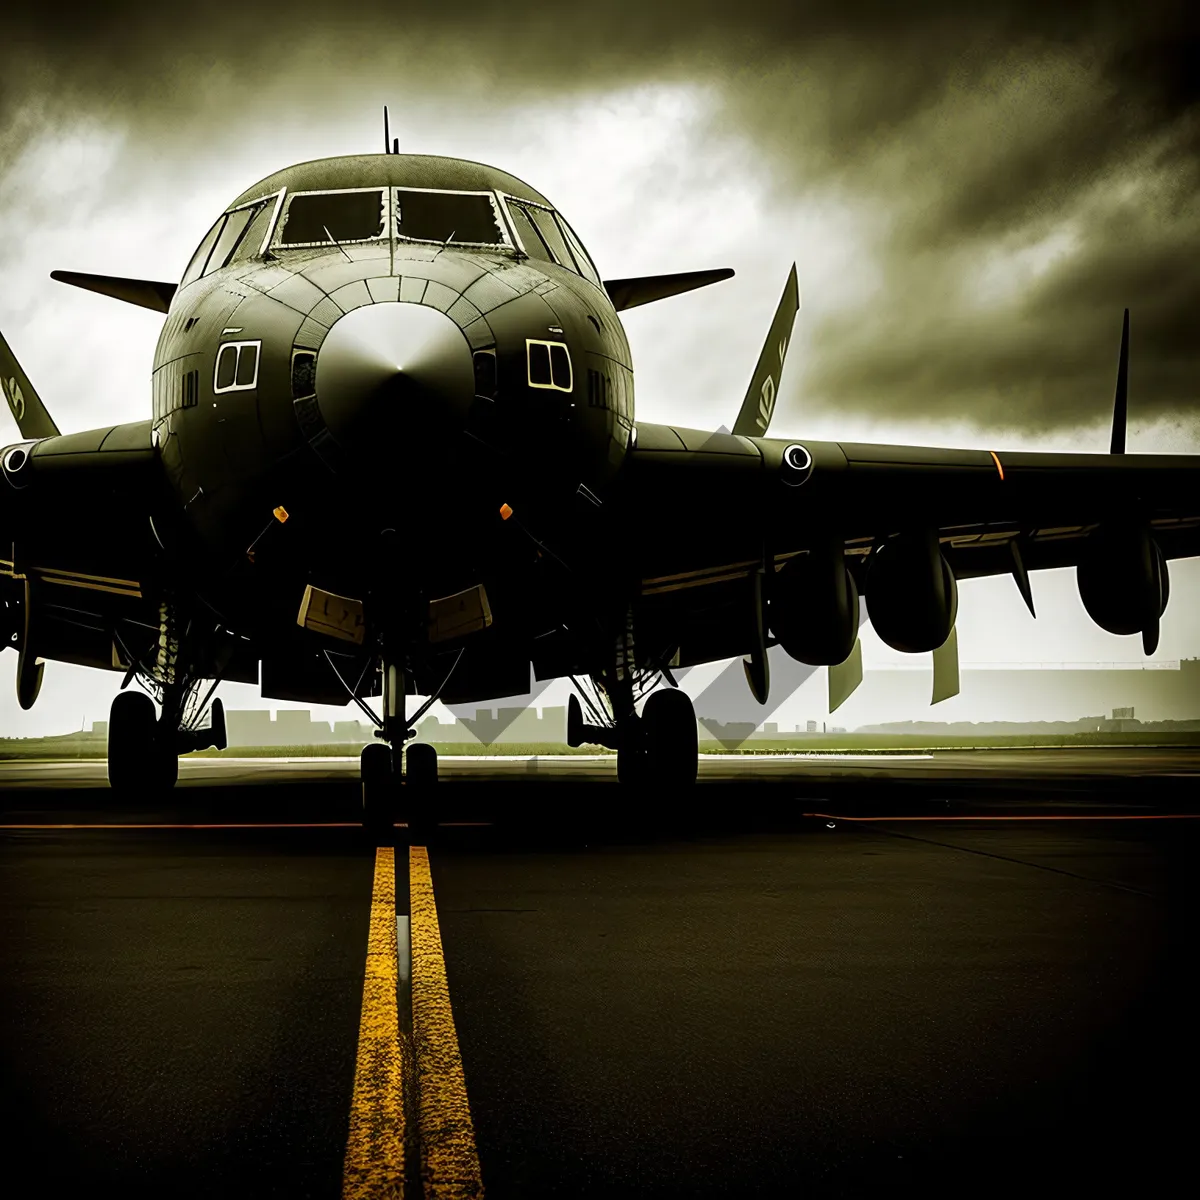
603;268;734;312
0;327;59;440
51;270;176;314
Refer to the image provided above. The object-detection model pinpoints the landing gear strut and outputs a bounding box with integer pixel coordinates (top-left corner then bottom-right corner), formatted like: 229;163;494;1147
566;615;700;788
612;688;698;787
358;659;440;838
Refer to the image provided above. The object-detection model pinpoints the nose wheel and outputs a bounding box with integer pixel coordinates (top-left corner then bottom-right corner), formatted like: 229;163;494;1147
360;658;441;835
360;742;396;834
403;742;438;841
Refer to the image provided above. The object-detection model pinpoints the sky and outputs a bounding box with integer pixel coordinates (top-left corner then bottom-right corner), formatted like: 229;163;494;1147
1;1;1198;736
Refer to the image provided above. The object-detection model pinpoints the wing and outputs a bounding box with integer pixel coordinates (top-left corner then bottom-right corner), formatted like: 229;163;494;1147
1;422;175;703
619;422;1200;678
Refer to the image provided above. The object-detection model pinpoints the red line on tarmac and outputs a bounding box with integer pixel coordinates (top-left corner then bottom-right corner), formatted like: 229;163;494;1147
805;812;1200;822
0;822;367;830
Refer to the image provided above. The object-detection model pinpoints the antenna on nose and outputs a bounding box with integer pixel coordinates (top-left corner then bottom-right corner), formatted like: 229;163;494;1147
382;106;400;155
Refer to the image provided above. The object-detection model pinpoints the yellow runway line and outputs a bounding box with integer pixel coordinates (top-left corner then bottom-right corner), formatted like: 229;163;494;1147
410;845;484;1199
342;846;405;1200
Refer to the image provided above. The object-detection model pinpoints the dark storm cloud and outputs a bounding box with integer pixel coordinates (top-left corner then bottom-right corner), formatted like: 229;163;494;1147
4;1;1197;433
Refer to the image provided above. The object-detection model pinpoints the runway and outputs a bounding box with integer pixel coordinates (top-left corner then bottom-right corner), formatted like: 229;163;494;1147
1;749;1197;1196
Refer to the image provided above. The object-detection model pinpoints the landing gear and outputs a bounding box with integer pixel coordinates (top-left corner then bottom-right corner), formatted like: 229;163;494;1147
641;687;699;786
615;689;698;787
357;657;442;837
403;742;438;842
361;742;395;834
406;742;438;788
569;609;700;788
107;690;179;792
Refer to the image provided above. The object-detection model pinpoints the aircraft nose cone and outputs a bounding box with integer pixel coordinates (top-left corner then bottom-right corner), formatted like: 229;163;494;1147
315;302;474;452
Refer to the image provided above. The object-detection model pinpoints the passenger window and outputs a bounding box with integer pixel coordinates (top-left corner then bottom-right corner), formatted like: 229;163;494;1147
180;216;226;289
527;340;573;392
214;341;261;394
528;341;551;386
235;343;258;386
215;345;237;390
550;344;572;390
506;203;554;264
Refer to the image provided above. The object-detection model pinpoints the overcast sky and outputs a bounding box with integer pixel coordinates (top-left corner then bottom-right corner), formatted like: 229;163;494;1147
2;1;1198;735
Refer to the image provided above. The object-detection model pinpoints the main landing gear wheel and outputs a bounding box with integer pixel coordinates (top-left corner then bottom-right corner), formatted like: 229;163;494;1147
404;743;438;842
360;742;395;835
640;688;699;787
108;691;179;792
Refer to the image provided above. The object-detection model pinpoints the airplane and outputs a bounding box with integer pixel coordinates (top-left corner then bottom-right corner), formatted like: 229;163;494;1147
2;125;1197;831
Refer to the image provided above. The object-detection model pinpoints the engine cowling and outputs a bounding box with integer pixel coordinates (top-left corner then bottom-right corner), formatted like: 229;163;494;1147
1076;524;1168;637
865;530;958;654
769;542;860;666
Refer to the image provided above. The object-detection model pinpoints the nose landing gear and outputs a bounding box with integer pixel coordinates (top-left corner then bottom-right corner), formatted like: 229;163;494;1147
358;658;441;838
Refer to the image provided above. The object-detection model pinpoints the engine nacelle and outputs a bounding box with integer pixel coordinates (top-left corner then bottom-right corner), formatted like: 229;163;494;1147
769;541;860;666
865;530;958;654
1077;524;1169;637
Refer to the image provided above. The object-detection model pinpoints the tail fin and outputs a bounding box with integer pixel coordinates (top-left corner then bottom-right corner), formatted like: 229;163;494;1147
0;328;59;440
732;264;800;437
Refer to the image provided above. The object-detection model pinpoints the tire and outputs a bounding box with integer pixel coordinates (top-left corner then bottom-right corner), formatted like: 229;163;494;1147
642;688;699;786
209;698;227;751
406;743;438;787
404;743;438;842
361;742;395;834
108;691;158;792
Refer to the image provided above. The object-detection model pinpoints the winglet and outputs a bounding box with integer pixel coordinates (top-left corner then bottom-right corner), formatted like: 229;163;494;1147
1110;308;1129;455
0;328;59;440
732;264;800;437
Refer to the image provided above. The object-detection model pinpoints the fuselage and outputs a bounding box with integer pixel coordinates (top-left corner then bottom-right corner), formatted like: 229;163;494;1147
150;154;634;653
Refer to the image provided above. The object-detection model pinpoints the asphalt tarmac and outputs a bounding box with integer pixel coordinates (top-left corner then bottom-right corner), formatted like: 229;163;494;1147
1;749;1197;1197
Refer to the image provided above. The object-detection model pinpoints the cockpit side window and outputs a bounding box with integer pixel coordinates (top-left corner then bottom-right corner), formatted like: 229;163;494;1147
394;189;508;247
525;203;574;270
504;201;554;265
276;188;388;248
229;196;280;265
504;197;602;286
555;214;602;288
179;216;226;289
205;205;258;274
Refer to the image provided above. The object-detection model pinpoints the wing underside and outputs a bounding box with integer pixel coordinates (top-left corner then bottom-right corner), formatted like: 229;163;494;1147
620;423;1200;674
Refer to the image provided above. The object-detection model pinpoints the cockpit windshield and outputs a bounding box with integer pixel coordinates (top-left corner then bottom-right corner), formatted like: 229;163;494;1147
277;188;388;247
395;189;507;246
